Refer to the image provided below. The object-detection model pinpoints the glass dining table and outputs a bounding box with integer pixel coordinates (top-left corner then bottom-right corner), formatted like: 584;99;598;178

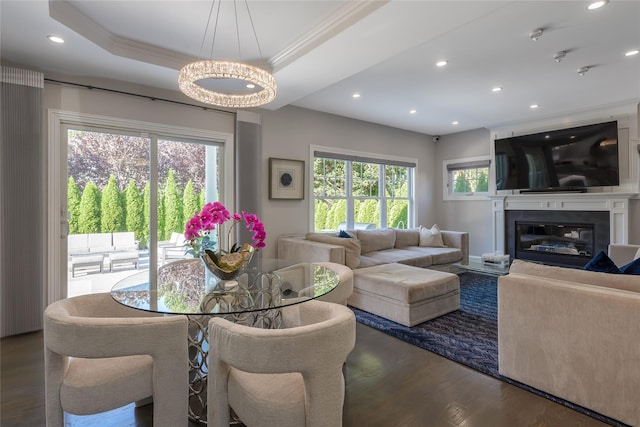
110;257;341;425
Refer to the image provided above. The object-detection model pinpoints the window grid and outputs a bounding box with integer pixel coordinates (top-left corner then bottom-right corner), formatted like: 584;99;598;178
314;155;413;231
451;167;489;194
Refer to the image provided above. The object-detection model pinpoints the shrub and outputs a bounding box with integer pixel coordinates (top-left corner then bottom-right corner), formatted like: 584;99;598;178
67;176;82;234
78;181;101;233
101;175;125;233
163;170;183;239
125;180;146;248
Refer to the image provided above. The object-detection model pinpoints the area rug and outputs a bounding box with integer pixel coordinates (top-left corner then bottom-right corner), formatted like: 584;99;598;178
351;272;628;427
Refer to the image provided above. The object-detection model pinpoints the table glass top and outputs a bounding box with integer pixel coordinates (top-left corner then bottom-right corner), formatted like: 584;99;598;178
111;257;341;315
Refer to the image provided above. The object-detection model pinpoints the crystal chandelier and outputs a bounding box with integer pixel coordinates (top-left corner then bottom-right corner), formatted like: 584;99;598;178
178;1;277;109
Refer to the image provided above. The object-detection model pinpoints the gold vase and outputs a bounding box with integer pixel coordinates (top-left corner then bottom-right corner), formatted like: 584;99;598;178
200;243;255;281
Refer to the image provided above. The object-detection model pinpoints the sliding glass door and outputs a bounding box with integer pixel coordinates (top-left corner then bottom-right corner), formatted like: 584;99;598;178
64;125;224;297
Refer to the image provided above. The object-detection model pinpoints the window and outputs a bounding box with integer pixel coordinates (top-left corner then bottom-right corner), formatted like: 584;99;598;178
443;156;492;200
312;148;415;231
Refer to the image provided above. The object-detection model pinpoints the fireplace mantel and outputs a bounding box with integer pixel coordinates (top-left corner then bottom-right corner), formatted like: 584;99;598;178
489;192;638;254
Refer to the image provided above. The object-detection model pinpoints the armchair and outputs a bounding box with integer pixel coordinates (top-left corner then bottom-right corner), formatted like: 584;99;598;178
207;300;356;427
44;293;188;427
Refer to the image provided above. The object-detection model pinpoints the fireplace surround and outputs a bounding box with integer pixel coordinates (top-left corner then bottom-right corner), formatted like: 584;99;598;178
490;192;635;267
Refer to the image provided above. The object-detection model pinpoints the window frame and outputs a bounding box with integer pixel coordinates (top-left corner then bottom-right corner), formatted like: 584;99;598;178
442;155;493;201
310;145;416;231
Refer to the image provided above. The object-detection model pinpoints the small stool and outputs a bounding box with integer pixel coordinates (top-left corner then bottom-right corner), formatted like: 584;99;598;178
349;262;460;326
108;251;140;272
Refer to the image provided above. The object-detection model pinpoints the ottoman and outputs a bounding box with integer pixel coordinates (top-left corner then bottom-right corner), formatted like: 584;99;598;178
349;262;460;326
71;254;104;277
108;251;140;271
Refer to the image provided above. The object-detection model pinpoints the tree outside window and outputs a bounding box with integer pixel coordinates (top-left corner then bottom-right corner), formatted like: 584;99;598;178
313;152;414;231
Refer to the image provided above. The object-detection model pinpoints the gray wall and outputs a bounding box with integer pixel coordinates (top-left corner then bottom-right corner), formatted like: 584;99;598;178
434;128;494;258
259;106;436;258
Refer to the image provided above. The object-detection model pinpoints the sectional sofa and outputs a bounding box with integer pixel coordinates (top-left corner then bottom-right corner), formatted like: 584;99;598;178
278;227;469;326
277;227;469;270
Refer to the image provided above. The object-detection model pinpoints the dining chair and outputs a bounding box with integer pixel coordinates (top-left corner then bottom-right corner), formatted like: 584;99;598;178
43;292;189;427
207;300;356;427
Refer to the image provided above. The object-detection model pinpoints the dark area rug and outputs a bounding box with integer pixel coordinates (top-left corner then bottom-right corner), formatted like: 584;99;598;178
351;271;628;427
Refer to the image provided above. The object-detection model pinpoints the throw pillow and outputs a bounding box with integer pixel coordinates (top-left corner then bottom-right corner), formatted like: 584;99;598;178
583;251;621;274
419;224;445;247
338;230;352;238
635;247;640;260
620;257;640;275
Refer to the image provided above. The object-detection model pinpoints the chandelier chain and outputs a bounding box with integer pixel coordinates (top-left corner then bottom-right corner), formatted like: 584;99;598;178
235;0;241;58
210;1;222;59
178;0;277;108
243;0;264;58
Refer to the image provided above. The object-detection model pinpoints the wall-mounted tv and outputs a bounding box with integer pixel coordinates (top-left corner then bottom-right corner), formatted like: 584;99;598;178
495;120;619;192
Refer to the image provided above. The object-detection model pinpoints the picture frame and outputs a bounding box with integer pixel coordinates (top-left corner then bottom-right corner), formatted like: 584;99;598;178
269;158;304;200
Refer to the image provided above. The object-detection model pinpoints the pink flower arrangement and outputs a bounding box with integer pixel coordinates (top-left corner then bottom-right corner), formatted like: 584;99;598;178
184;201;266;257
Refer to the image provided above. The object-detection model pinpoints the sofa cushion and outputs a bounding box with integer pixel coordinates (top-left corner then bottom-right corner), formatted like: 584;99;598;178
357;229;396;254
509;259;640;293
394;228;420;248
305;233;361;269
357;248;432;268
406;246;463;265
419;225;445;247
583;251;621;274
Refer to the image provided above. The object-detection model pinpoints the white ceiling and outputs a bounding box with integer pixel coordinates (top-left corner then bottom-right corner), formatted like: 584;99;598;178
1;0;639;136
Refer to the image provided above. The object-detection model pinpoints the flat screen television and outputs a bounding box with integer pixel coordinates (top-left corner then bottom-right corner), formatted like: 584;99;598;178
495;120;619;191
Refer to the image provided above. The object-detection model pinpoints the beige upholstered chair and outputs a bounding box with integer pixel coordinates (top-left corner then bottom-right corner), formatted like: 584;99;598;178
44;293;189;427
315;262;353;305
207;300;356;427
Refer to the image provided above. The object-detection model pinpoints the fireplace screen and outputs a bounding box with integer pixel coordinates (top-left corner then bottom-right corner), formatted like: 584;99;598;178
516;222;594;258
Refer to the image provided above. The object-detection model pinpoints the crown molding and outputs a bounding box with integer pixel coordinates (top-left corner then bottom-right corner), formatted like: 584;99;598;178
49;0;196;71
269;0;387;71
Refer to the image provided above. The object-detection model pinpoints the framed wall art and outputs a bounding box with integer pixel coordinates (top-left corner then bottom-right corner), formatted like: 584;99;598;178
269;158;304;200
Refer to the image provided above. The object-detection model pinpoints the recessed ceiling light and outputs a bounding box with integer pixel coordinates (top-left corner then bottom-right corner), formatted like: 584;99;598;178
246;83;256;89
625;49;639;57
47;35;64;44
577;66;590;76
452;121;459;125
587;0;608;10
436;60;448;67
409;109;417;115
529;28;544;41
352;93;361;99
492;87;503;92
530;104;539;109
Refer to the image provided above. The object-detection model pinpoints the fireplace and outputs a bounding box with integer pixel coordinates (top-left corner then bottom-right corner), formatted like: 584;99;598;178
505;210;610;268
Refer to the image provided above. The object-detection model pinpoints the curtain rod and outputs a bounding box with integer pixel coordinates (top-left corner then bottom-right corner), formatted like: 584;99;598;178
44;78;237;117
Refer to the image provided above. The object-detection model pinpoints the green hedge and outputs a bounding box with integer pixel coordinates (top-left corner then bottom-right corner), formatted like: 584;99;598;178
68;171;199;249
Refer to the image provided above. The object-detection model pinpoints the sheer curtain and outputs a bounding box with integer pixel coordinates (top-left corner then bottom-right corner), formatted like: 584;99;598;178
1;67;45;337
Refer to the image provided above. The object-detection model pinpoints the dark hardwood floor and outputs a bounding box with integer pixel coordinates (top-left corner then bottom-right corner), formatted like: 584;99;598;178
1;323;608;427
